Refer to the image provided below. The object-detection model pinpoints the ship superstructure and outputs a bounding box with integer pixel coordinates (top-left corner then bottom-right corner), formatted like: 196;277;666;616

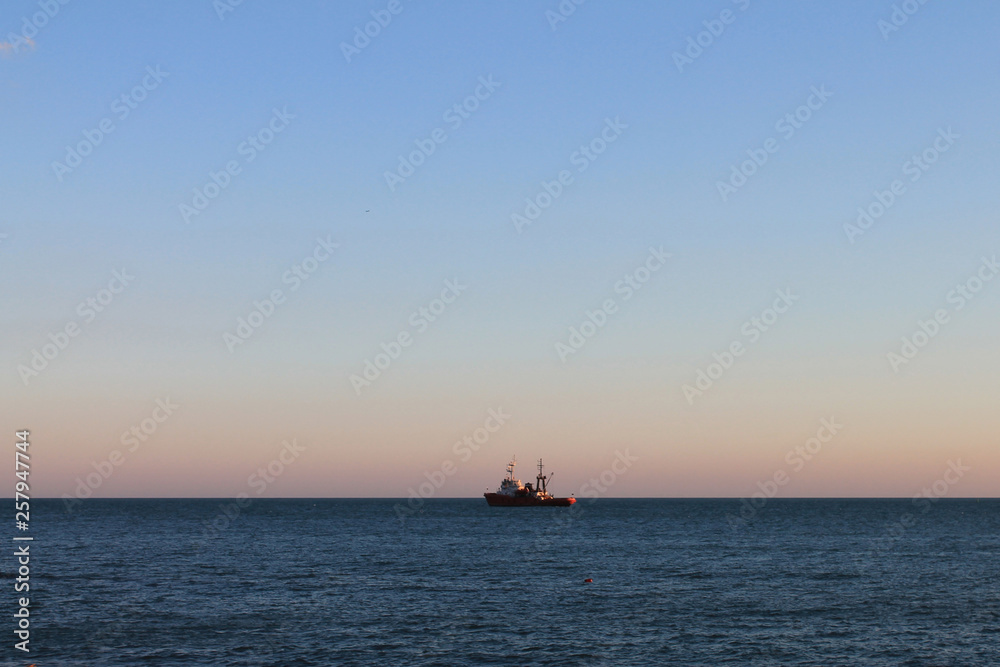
484;457;575;507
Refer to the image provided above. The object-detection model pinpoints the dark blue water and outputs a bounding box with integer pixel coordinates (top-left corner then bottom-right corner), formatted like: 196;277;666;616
12;499;1000;665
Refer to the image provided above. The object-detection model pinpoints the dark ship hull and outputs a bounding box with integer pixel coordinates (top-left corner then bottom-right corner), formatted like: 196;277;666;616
484;493;575;507
483;457;575;507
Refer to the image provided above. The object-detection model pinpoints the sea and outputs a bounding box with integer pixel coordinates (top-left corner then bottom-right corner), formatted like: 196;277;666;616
13;498;1000;665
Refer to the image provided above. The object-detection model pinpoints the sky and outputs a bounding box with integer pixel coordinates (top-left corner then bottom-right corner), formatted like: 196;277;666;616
2;0;999;500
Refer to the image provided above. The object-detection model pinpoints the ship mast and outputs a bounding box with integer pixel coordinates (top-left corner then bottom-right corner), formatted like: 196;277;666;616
537;458;546;493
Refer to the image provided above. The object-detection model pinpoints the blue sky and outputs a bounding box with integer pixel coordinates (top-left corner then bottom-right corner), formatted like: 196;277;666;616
2;0;999;498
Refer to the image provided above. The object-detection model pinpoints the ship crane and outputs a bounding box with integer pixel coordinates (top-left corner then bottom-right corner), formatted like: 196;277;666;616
536;458;550;493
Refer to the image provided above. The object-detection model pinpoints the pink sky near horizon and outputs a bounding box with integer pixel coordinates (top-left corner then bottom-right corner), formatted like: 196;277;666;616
10;350;998;500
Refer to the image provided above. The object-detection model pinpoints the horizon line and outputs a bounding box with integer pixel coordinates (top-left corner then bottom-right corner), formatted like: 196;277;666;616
18;496;1000;501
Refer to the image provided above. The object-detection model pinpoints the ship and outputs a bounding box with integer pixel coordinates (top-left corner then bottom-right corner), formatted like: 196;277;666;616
484;457;576;507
